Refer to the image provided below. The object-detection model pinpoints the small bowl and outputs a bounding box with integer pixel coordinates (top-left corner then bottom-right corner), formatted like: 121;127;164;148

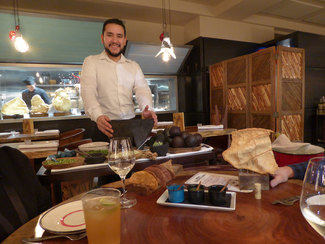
150;143;169;156
167;184;184;203
208;185;228;205
85;152;106;164
187;184;205;204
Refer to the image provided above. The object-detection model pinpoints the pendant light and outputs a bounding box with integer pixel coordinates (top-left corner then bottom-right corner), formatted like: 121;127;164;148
9;0;29;53
155;0;176;62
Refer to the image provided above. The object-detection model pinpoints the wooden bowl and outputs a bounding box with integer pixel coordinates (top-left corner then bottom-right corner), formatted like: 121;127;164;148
42;156;84;170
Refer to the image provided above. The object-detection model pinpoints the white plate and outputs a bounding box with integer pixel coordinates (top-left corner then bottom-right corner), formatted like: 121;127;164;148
156;190;236;211
78;141;108;151
40;200;85;234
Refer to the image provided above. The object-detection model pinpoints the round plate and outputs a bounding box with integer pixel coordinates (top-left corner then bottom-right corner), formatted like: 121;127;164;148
40;200;85;234
78;141;109;151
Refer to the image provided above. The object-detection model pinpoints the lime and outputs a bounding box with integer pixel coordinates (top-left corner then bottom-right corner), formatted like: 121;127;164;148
99;198;116;206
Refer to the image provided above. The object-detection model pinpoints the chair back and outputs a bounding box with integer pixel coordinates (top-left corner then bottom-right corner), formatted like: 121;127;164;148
59;128;85;148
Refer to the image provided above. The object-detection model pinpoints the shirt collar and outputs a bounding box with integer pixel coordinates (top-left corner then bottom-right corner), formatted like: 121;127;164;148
100;51;131;63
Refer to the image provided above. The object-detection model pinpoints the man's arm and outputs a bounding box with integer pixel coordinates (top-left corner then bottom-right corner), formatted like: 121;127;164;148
270;161;308;187
39;89;51;104
81;57;113;137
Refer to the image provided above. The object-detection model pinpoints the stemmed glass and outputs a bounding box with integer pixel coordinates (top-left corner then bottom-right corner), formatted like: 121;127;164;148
300;156;325;239
108;137;137;208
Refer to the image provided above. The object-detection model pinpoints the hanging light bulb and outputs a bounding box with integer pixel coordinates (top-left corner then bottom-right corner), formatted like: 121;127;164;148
14;35;29;53
155;0;176;62
9;0;29;53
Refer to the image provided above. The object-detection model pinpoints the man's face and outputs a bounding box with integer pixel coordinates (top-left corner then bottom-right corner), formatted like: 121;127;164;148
101;23;127;58
26;85;35;92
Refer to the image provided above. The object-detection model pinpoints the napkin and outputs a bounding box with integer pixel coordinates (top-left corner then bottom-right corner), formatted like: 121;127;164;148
35;130;60;135
18;141;59;149
271;134;310;152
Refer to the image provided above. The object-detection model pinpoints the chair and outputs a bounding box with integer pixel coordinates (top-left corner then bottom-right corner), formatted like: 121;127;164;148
59;128;85;149
0;146;51;242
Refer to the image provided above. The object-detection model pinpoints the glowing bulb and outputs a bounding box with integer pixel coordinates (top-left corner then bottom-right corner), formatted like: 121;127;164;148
36;72;40;77
39;77;44;84
14;36;29;53
162;52;170;62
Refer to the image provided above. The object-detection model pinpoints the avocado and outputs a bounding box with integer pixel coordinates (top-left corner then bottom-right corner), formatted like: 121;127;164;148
194;133;203;146
169;126;181;138
172;136;185;148
184;134;198;147
181;131;189;140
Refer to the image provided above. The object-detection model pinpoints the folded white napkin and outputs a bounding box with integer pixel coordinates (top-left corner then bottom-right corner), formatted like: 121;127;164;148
271;134;310;152
198;124;224;130
157;121;173;126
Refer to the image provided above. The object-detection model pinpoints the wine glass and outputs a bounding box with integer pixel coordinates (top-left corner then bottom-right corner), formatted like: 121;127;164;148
108;137;137;208
300;156;325;239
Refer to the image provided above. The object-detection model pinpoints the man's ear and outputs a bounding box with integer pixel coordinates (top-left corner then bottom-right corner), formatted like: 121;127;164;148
101;34;104;44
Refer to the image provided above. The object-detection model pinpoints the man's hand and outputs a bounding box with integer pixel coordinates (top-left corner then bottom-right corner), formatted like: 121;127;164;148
96;115;114;137
142;105;158;126
270;166;294;188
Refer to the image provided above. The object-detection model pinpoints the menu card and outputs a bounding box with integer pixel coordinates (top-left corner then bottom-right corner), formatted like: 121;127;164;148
185;172;252;193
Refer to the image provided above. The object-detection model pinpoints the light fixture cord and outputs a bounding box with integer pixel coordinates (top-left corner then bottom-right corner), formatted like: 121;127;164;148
13;0;20;30
169;0;171;39
162;0;166;33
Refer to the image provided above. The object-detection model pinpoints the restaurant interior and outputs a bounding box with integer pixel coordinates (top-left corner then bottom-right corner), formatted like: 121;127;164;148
1;0;325;243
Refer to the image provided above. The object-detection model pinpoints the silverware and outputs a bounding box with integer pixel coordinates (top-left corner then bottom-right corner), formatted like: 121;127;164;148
272;195;300;206
137;136;151;150
21;232;87;243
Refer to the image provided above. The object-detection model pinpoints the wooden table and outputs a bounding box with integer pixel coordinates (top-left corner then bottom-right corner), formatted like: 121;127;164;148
0;132;59;143
37;146;215;203
5;165;324;244
1;140;58;171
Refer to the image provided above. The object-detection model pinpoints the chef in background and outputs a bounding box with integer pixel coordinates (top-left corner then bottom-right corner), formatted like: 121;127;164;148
81;18;157;140
21;76;51;108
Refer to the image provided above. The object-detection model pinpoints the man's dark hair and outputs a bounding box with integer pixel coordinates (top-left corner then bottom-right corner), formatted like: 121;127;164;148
102;18;126;36
22;76;35;86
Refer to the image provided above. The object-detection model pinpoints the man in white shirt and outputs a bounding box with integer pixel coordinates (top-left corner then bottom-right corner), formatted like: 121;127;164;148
81;18;157;139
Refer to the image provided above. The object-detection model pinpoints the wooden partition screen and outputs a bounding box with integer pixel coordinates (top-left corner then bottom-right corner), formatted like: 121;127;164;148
210;46;305;141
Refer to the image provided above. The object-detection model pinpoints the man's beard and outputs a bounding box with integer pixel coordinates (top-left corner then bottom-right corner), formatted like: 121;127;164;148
104;46;125;57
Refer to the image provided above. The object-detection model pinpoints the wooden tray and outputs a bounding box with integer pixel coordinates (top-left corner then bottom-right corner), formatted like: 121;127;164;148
53;111;71;116
2;114;23;119
168;145;201;154
42;157;84;170
30;112;49;117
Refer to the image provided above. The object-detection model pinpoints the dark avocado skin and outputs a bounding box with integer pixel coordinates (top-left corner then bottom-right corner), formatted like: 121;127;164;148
172;136;185;148
169;126;181;137
194;133;203;146
185;134;198;147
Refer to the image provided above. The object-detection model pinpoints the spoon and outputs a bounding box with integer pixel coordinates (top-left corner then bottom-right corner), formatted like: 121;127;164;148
21;232;87;243
196;181;202;191
220;181;230;192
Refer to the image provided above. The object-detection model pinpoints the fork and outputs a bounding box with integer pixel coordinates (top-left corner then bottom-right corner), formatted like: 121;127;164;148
21;232;87;243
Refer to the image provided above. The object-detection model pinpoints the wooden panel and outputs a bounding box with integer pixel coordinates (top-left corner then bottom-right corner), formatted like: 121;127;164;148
281;50;303;79
227;58;247;85
281;82;302;111
210;63;224;88
277;46;305;141
227;87;246;111
251;84;271;112
252;114;272;129
251;52;272;82
228;113;246;129
281;114;303;141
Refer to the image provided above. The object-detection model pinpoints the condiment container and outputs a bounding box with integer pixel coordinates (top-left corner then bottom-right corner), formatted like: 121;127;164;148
208;185;228;205
187;184;205;204
167;184;184;203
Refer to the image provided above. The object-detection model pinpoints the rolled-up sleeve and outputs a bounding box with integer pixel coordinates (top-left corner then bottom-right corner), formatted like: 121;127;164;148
80;56;103;122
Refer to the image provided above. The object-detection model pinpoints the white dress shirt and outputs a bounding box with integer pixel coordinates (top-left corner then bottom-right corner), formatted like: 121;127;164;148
80;51;153;122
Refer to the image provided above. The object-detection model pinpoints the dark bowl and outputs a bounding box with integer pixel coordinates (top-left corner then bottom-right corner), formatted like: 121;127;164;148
150;143;169;156
187;184;205;204
208;185;228;205
85;152;106;164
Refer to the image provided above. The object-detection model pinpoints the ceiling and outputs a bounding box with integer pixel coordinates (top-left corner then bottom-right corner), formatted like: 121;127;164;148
1;0;325;36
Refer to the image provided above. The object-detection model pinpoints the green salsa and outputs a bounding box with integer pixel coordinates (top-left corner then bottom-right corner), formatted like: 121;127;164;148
43;158;79;166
